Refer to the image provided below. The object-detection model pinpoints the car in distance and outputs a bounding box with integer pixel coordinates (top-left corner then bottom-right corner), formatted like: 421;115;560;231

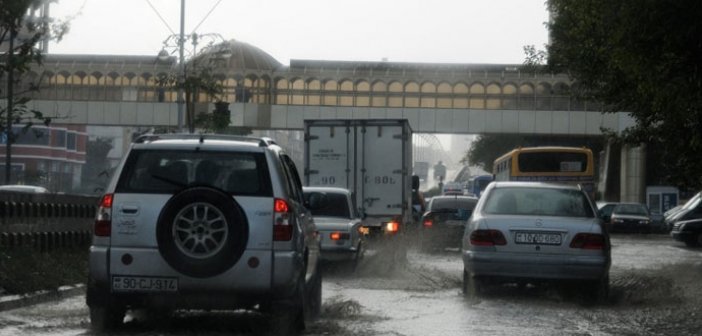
462;182;610;301
671;218;702;247
0;184;49;193
87;134;322;333
608;203;653;233
419;195;478;251
442;181;465;195
303;187;365;268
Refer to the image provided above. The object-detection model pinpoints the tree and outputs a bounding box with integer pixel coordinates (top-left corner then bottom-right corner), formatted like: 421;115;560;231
157;46;230;134
529;0;702;189
1;0;67;183
82;137;113;194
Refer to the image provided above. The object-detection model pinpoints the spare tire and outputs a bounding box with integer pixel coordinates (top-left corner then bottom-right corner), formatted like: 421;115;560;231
156;187;249;278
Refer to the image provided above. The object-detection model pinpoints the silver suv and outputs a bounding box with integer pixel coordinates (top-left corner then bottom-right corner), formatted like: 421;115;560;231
87;134;321;333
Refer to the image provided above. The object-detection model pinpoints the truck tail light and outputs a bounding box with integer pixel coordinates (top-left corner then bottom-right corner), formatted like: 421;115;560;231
94;194;113;237
469;229;506;246
570;233;606;250
385;220;400;234
273;198;293;241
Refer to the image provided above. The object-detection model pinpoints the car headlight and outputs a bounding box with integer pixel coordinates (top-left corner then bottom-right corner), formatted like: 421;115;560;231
612;218;624;223
638;220;650;225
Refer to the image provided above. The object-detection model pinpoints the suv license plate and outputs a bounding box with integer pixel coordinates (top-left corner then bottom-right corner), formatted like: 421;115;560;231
112;276;178;292
514;232;562;245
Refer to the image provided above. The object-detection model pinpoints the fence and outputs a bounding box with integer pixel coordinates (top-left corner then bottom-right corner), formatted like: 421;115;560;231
0;192;98;251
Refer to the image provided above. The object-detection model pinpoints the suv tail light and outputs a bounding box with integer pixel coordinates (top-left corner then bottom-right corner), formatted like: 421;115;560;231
273;198;293;241
570;233;606;250
469;229;507;246
94;194;113;237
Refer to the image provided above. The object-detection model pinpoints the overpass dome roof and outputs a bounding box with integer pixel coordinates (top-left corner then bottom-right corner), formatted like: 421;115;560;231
193;39;282;73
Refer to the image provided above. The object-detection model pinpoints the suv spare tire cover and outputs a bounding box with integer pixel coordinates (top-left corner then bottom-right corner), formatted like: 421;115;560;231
157;187;249;278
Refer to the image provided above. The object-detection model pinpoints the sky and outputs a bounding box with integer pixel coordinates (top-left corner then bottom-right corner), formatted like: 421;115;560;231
48;0;550;66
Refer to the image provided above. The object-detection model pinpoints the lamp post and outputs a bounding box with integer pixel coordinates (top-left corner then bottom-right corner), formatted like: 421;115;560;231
157;0;230;133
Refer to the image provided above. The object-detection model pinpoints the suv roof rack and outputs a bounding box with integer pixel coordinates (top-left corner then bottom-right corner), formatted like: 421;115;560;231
133;133;276;147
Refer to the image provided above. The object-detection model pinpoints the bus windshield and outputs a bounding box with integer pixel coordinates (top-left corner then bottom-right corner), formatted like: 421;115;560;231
518;152;588;173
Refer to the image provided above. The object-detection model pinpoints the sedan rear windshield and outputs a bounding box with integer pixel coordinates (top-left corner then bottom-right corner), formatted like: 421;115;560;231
429;197;478;211
483;187;594;218
304;192;350;218
613;204;649;216
115;149;272;196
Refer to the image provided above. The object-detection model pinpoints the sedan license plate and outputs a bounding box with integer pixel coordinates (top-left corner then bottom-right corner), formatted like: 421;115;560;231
112;276;178;292
514;232;562;245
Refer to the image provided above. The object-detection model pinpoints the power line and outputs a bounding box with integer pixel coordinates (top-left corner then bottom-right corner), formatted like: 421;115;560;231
191;0;223;35
144;0;176;36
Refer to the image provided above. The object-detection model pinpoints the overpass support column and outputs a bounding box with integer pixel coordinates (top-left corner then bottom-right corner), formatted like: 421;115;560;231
620;144;646;203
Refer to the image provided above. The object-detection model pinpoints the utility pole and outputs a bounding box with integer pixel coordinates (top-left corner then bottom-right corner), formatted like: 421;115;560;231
5;28;17;184
177;0;186;132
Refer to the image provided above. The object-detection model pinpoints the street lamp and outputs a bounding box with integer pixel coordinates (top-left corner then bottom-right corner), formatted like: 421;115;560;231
156;0;231;133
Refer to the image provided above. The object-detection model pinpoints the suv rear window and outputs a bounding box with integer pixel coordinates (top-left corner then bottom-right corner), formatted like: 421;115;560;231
116;149;272;196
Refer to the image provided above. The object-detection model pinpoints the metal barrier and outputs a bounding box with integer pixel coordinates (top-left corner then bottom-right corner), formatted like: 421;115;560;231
0;192;98;251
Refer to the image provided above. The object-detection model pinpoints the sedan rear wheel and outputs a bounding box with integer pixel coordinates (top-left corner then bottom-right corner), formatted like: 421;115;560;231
351;241;364;272
462;270;483;298
586;276;609;304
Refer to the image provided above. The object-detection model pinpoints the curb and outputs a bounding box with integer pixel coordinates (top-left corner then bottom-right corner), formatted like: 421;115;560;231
0;284;85;311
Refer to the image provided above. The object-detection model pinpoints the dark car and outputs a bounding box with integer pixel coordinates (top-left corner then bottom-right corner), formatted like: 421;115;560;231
608;203;652;233
597;202;619;227
665;192;702;231
671;218;702;247
419;195;478;251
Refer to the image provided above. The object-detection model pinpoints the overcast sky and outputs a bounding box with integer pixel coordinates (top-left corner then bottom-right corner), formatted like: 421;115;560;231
48;0;550;66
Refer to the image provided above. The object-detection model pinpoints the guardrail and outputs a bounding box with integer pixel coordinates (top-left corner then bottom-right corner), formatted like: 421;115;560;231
0;192;98;251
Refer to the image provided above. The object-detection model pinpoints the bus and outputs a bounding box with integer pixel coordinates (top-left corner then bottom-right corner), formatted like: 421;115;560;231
466;175;493;198
493;146;595;196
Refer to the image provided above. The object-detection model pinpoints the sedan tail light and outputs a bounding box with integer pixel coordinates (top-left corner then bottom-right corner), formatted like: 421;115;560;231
423;219;433;227
469;229;507;246
94;194;113;237
330;232;350;240
570;233;606;250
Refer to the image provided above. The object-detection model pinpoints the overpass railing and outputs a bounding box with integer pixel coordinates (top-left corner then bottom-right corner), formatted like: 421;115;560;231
0;192;98;251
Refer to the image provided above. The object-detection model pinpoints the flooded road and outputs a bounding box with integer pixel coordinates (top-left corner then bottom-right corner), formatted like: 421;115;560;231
1;234;701;335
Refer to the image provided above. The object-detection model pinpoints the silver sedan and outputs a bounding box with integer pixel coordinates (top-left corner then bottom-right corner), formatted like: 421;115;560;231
303;187;365;268
462;182;610;301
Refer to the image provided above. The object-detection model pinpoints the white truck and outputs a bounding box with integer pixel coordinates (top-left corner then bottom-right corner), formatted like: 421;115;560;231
304;119;416;238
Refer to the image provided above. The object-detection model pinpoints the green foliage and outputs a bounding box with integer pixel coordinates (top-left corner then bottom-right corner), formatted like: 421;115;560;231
1;0;68;182
81;137;114;194
157;58;226;133
537;0;702;189
194;101;231;133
